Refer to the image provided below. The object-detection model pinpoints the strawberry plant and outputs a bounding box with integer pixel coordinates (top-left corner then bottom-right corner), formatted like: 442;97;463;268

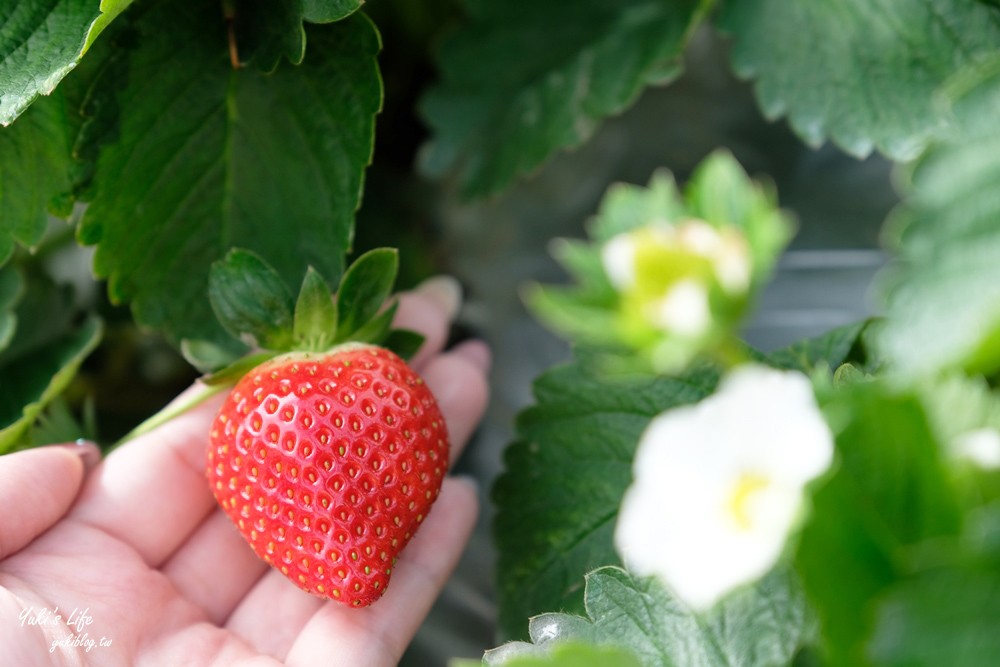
5;0;1000;665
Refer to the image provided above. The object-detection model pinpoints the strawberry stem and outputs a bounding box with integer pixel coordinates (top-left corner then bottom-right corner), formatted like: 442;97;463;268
113;382;228;448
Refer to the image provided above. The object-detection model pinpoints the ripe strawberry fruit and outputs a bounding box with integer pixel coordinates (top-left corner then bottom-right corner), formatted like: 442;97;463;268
196;247;448;607
207;343;448;606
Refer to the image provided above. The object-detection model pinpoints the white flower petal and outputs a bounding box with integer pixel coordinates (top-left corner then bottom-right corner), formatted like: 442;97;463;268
614;364;834;611
714;235;752;293
601;234;640;290
677;219;722;256
651;279;710;337
953;428;1000;469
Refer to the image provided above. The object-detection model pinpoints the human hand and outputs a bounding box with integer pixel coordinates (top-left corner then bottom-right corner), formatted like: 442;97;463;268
0;278;490;666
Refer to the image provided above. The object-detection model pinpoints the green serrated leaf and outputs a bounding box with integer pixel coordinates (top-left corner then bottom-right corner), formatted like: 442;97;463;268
491;566;810;667
0;0;133;125
796;382;962;665
0;92;76;264
78;3;382;346
717;0;1000;159
421;0;707;197
767;321;869;374
878;59;1000;378
302;0;363;23
234;0;365;71
335;248;399;341
235;0;306;71
494;359;720;639
293;267;337;351
0;315;102;453
0;266;23;351
0;271;76;364
209;250;295;350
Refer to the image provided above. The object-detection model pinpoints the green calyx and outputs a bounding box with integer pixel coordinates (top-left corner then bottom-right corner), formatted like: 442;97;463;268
187;247;423;382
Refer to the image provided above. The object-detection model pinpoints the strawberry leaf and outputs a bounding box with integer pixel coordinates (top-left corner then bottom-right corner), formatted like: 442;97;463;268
878;59;1000;377
488;566;811;667
0;91;76;265
871;565;1000;666
420;0;707;197
868;505;1000;665
293;267;338;352
78;2;382;347
0;304;102;454
796;382;963;664
235;0;307;71
0;266;23;351
767;320;870;374
0;0;133;125
235;0;364;71
209;249;295;351
302;0;362;22
494;359;720;638
717;0;1000;159
335;248;399;341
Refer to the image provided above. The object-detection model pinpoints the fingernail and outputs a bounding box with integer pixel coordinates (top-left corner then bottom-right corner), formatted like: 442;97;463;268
417;275;462;321
452;339;492;373
64;439;102;472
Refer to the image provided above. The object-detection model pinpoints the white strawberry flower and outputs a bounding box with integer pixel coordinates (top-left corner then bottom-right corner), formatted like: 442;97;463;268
614;364;834;611
600;218;752;346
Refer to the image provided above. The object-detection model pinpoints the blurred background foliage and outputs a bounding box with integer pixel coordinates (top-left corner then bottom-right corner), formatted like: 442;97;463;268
5;0;972;663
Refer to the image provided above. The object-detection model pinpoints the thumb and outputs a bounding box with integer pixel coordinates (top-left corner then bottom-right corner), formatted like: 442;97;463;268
0;441;99;560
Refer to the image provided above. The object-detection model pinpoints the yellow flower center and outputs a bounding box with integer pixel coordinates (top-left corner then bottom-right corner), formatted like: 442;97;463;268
726;472;771;531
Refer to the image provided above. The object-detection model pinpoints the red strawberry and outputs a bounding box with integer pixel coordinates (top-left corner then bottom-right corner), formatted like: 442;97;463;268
206;343;449;607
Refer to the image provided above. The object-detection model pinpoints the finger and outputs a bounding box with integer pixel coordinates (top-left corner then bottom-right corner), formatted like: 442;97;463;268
160;509;269;623
284;477;478;667
224;567;325;659
68;387;226;566
393;276;461;370
0;443;95;559
419;341;491;465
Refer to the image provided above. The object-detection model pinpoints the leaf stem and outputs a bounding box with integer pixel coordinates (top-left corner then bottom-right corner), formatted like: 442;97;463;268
113;381;227;449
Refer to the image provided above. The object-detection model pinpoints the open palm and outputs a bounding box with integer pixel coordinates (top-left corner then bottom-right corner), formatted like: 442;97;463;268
0;280;490;666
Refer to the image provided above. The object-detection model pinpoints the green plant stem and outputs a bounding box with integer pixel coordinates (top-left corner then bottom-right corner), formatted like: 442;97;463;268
112;381;227;449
